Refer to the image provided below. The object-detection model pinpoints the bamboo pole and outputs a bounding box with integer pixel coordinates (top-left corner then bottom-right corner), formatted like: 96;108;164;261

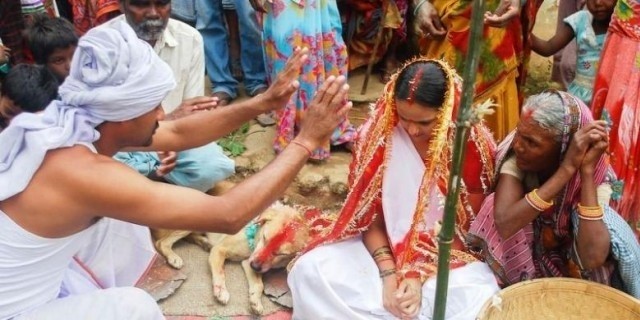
360;1;389;95
432;0;485;319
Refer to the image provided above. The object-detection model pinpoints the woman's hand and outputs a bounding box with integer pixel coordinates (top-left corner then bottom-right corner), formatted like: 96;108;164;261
484;0;520;28
396;278;422;319
382;276;404;318
580;121;609;173
413;1;447;40
561;121;608;173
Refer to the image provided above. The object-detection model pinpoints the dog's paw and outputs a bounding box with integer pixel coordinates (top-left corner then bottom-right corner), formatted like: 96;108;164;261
213;285;230;304
166;255;184;269
250;300;264;315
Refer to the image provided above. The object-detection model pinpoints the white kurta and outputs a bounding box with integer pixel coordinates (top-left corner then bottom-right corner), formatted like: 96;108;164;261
288;127;499;319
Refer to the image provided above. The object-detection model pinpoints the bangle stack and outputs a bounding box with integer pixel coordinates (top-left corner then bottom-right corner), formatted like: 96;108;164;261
372;246;393;261
577;203;604;220
525;189;554;212
379;268;397;279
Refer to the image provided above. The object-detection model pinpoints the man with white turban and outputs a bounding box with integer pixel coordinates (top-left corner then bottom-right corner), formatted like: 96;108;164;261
0;20;351;319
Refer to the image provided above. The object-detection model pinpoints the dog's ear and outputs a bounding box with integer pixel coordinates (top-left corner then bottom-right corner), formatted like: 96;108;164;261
256;209;277;225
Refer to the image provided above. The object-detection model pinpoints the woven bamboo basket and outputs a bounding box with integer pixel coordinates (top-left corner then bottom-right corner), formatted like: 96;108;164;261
476;278;640;320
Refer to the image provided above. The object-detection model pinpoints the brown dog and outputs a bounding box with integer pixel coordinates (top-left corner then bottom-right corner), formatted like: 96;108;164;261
208;203;311;314
152;180;237;269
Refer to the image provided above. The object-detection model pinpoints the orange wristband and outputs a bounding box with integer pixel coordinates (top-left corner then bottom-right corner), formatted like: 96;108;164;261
290;140;313;156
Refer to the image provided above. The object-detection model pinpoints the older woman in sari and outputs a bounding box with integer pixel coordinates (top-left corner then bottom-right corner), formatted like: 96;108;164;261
288;58;499;319
469;91;640;298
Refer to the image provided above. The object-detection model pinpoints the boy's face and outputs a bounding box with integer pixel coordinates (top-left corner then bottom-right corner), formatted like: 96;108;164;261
46;45;76;82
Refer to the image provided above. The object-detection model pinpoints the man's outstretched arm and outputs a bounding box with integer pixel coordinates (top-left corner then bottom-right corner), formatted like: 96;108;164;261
144;48;309;152
78;75;351;234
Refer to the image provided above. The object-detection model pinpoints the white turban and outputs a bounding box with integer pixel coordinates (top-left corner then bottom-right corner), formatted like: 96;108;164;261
0;21;175;200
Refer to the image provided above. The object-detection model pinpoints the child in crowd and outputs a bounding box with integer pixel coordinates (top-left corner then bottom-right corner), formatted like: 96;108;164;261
25;13;78;82
0;63;58;130
530;0;615;105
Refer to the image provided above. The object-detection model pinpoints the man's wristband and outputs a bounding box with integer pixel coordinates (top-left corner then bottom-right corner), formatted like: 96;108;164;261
290;140;313;157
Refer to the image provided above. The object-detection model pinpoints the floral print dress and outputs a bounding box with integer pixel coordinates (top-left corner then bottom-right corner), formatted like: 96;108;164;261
261;0;355;160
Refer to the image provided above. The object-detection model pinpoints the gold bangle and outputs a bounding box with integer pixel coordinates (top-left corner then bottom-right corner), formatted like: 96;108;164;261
525;193;545;211
526;189;554;211
577;203;604;218
373;252;393;262
379;268;397;278
578;214;604;221
375;257;394;264
372;246;392;257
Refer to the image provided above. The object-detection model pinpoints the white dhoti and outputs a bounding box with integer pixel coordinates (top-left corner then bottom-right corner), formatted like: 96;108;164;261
13;287;163;320
60;218;158;296
288;237;499;320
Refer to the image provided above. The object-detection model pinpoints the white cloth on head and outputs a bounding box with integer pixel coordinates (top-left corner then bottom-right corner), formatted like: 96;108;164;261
0;20;175;201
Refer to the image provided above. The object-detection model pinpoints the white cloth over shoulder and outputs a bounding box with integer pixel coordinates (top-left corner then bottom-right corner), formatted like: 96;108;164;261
0;20;175;201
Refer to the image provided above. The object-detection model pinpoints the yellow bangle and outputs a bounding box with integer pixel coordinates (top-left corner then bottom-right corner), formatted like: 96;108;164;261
526;189;554;211
577;203;604;218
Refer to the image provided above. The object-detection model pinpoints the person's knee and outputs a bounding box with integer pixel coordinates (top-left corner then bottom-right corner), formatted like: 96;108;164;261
112;287;163;319
289;250;323;282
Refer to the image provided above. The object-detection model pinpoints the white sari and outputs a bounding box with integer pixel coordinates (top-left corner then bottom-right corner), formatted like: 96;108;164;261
288;127;499;319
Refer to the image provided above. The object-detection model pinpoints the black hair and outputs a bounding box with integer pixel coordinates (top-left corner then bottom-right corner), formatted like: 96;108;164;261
25;13;78;64
394;61;447;108
1;64;59;112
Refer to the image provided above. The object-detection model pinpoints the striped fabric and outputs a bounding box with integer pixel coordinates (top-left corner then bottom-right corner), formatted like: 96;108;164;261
20;0;46;14
572;206;640;298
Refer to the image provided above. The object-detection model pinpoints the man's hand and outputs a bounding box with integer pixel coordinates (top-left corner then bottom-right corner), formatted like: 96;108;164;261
414;1;447;40
295;75;351;150
484;0;520;28
155;151;177;178
165;96;218;120
260;47;309;112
